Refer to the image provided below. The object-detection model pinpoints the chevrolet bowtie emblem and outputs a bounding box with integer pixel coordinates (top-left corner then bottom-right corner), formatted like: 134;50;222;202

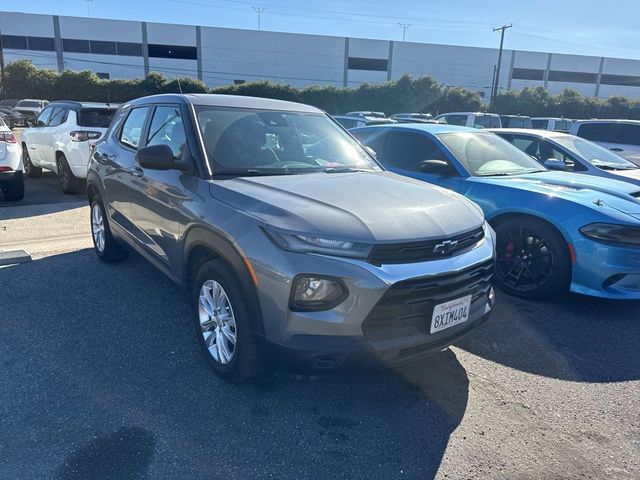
433;240;459;255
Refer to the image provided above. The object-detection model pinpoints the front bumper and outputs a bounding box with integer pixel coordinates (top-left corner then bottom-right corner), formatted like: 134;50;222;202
571;236;640;299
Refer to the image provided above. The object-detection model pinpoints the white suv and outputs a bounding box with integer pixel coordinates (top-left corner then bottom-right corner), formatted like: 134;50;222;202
0;118;24;201
21;101;118;193
570;119;640;166
434;112;502;129
531;117;573;133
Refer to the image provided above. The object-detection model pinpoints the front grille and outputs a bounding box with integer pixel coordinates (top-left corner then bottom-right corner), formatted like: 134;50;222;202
368;226;484;265
362;260;493;344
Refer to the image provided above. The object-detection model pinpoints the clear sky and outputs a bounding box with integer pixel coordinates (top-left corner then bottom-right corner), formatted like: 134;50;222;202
3;0;640;60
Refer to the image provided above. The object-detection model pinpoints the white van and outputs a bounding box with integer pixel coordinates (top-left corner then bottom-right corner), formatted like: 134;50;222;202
570;120;640;166
531;117;573;133
434;112;502;129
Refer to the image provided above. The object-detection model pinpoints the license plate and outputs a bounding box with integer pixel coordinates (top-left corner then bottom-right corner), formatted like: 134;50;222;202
430;295;472;334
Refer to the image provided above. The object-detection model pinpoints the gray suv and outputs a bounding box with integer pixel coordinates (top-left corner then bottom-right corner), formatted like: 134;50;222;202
87;94;496;382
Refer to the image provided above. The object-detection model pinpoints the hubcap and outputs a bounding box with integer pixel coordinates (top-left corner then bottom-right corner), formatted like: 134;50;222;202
91;204;106;253
198;280;237;365
496;226;554;292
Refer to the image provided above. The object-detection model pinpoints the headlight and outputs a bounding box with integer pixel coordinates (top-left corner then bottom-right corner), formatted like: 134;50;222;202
290;275;348;311
579;223;640;247
265;228;372;258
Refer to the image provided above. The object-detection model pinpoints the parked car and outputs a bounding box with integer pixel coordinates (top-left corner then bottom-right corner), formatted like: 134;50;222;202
87;94;496;382
492;128;640;186
0;117;24;201
0;99;18;109
0;107;20;128
499;115;533;129
570;119;640;166
531;117;573;133
352;123;640;300
333;115;396;129
12;99;49;126
345;111;387;119
390;113;438;123
435;112;502;129
21;101;118;193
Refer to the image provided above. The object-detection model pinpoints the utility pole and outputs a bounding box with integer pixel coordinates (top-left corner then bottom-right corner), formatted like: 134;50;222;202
490;24;511;111
252;6;266;31
398;23;412;42
86;0;94;18
0;30;5;99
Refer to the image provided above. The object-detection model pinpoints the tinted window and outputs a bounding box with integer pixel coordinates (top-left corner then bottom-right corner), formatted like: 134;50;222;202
36;107;53;126
2;35;28;49
538;141;584;171
335;118;357;129
116;42;143;56
352;129;386;158
382;132;449;172
63;38;90;53
439;115;467;126
554;120;570;132
347;57;388;72
474;115;499;129
512;68;544;81
147;106;188;160
79;108;117;128
119;107;149;149
617;124;640;146
576;123;618;143
90;40;117;55
506;136;542;161
48;107;67;127
17;100;44;108
532;119;548;129
148;44;197;60
27;36;55;51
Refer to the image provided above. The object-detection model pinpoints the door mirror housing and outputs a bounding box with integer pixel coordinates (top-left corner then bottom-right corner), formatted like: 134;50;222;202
420;159;452;175
136;144;179;171
543;158;566;171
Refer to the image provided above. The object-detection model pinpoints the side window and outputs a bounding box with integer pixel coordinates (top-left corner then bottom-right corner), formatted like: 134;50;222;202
119;107;150;149
510;136;542;161
146;106;188;160
531;119;547;129
36;107;53;127
491;116;501;128
576;123;617;143
382;132;450;172
48;107;67;127
336;118;356;129
541;141;586;172
554;120;569;132
440;115;467;126
617;124;640;146
352;130;386;159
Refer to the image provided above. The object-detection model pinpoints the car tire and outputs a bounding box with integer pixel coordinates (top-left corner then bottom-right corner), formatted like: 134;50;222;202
22;146;42;178
57;155;82;194
192;259;263;383
2;174;25;201
90;196;127;263
493;217;571;299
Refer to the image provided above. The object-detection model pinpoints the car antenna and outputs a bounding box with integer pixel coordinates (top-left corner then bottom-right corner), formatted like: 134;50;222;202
177;76;183;94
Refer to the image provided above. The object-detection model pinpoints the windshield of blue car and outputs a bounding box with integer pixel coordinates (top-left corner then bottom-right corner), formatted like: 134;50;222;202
438;131;546;176
552;136;638;170
196;106;380;176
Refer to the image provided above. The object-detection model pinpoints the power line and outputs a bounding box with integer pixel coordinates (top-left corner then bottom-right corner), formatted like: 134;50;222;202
490;24;511;110
251;6;266;31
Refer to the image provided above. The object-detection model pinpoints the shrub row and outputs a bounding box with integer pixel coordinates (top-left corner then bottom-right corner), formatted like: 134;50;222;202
2;59;640;119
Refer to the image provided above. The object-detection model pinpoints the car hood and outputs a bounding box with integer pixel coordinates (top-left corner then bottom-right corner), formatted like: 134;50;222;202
210;172;484;242
470;170;640;215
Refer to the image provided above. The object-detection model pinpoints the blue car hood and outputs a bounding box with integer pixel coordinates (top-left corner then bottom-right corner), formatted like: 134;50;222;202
469;171;640;216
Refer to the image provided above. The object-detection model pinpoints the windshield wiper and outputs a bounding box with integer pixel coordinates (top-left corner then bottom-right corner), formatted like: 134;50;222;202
212;169;274;177
324;166;371;173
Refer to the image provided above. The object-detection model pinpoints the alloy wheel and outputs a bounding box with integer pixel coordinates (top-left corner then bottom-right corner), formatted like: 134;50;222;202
91;203;106;253
198;280;237;365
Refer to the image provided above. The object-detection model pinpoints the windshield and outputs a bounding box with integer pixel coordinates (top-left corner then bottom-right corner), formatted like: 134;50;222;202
196;107;380;176
438;131;545;176
16;100;42;108
553;136;638;170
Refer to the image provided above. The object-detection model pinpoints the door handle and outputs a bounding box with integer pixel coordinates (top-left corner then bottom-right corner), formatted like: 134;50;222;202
610;148;623;152
131;167;144;178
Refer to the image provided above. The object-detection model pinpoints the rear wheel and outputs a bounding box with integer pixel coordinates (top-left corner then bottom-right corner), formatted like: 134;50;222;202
57;155;82;194
494;217;571;299
2;174;25;201
22;146;42;178
192;259;263;382
90;196;127;262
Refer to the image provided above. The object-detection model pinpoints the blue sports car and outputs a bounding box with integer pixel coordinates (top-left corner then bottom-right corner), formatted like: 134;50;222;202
352;124;640;300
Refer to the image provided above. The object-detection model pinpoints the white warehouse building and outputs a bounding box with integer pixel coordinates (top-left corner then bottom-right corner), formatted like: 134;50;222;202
2;10;640;100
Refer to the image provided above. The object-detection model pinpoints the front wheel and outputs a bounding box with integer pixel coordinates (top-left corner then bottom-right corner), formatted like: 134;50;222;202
193;259;263;382
493;217;571;299
90;197;127;262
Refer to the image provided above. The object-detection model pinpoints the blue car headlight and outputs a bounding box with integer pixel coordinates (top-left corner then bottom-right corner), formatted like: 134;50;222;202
264;227;373;259
579;223;640;247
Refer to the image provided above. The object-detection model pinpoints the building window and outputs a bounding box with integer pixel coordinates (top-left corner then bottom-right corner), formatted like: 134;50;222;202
1;35;28;49
548;70;597;84
90;40;117;55
148;44;197;60
234;79;245;85
96;72;110;80
347;57;388;72
512;68;544;81
63;38;90;53
26;36;55;51
600;74;640;87
116;42;143;57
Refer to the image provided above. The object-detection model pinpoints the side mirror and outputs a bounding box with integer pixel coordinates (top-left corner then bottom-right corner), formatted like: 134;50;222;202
543;158;566;171
135;144;177;170
420;159;452;175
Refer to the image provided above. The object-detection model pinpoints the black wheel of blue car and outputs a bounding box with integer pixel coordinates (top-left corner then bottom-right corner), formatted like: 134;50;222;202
494;217;570;299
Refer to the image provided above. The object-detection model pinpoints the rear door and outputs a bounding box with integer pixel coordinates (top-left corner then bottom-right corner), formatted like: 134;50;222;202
39;106;68;168
24;106;53;165
613;124;640;162
574;122;616;151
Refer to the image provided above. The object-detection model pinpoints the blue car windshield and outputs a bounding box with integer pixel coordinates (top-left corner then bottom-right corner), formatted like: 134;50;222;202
196;106;380;176
553;136;639;170
438;132;546;176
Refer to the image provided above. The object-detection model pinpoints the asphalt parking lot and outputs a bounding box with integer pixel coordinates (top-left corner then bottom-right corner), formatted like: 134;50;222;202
1;177;639;479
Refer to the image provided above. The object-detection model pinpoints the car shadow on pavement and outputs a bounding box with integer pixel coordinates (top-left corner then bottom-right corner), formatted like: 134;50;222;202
456;291;640;383
0;249;468;480
0;173;86;213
